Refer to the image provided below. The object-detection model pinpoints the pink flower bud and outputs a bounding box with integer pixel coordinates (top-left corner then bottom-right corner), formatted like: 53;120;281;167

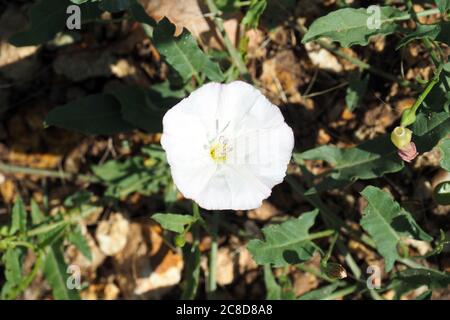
397;142;418;163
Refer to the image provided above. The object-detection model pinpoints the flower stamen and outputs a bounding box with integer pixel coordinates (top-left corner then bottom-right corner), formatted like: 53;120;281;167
209;136;230;163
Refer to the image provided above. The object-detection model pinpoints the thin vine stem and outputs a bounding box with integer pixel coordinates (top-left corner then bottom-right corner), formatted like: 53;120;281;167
206;211;219;297
205;0;250;79
0;162;99;183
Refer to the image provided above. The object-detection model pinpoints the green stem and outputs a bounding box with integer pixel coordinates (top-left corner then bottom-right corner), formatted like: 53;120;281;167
422;38;441;68
401;64;442;126
206;211;219;297
297;263;335;282
286;175;375;248
314;38;418;89
322;284;359;300
310;229;336;240
286;176;364;278
0;162;99;183
322;232;339;264
24;206;99;238
205;0;250;79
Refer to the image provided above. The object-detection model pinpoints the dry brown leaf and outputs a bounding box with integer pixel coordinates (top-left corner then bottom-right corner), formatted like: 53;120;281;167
140;0;240;49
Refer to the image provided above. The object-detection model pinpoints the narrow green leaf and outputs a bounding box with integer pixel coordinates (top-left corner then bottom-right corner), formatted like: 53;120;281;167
43;241;81;300
37;223;68;249
360;186;432;272
67;225;92;261
416;290;432;300
10;197;27;235
345;73;369;111
181;242;201;299
247;210;321;267
264;265;281;300
152;17;225;82
45;94;134;135
151;213;197;234
242;0;267;29
30;200;45;225
297;282;341;300
92;154;169;198
302;6;403;47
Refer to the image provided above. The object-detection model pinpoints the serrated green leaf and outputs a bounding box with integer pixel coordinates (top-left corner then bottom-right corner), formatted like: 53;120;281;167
438;138;450;171
67;226;92;261
296;135;403;184
247;210;321;267
0;248;24;299
43;241;81;300
302;6;403;47
360;186;432;272
10;197;27;235
152;213;197;234
128;0;156;26
152;17;225;82
345;73;369;111
45;94;134;135
391;268;450;298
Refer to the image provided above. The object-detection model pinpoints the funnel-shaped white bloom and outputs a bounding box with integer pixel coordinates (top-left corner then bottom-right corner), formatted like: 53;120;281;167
161;81;294;210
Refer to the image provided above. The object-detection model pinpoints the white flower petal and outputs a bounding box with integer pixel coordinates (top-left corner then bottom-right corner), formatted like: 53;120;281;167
170;161;217;200
166;82;222;139
214;81;262;134
195;165;271;210
161;81;295;211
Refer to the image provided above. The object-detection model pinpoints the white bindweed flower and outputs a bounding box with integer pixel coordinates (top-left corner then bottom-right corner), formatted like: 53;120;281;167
161;81;294;210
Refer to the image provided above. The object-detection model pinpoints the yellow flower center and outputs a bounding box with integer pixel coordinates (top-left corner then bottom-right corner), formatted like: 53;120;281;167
209;136;229;163
210;142;227;163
